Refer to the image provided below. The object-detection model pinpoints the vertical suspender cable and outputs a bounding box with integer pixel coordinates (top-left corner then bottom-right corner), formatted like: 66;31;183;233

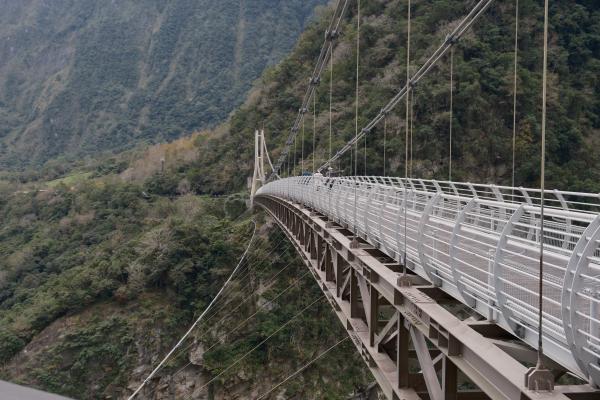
364;134;367;175
313;87;317;172
403;0;411;274
329;41;334;166
350;141;353;175
449;47;454;181
293;135;297;175
317;0;495;174
405;0;411;180
353;0;361;241
354;0;360;178
286;138;290;176
512;0;519;193
269;0;349;180
410;85;414;177
383;116;387;176
537;0;549;365
301;115;305;173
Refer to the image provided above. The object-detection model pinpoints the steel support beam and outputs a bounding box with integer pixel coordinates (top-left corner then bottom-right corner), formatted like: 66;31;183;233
255;195;599;400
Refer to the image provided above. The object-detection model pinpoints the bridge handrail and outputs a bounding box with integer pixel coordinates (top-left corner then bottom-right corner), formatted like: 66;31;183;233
331;176;600;213
256;176;600;386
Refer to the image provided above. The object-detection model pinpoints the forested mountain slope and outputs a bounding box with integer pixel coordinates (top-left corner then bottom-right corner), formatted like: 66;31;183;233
0;180;371;398
0;0;326;168
1;0;600;398
178;0;600;194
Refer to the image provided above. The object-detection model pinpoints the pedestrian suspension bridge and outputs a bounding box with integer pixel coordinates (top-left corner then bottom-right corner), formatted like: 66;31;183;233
254;175;600;400
250;0;600;398
129;0;600;399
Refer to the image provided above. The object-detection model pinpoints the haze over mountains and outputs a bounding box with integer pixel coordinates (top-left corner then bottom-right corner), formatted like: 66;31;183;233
1;0;600;399
0;2;377;399
0;0;325;169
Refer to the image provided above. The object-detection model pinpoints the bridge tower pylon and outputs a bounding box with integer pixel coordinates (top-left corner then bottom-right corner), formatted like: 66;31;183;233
251;129;266;203
251;129;277;206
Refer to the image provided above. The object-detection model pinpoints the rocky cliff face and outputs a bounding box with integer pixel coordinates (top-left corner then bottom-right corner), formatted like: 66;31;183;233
1;292;285;399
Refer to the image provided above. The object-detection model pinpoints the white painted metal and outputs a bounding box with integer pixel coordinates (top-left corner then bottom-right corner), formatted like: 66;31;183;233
251;129;278;201
256;176;600;386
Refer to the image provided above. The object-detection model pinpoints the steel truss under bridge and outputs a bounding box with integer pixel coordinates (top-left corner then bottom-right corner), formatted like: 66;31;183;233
254;176;600;399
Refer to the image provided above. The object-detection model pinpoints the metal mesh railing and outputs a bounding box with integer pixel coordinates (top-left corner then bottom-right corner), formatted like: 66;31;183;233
256;176;600;385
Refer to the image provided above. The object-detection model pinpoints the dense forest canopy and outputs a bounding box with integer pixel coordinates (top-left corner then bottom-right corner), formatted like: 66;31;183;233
0;183;371;398
184;0;600;194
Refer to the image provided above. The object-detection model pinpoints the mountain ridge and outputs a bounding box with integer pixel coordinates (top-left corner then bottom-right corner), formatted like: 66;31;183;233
0;0;327;169
1;1;600;398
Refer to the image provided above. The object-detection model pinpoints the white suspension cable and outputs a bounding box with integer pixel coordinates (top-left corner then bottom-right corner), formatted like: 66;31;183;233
512;0;519;189
318;0;495;172
349;137;353;176
302;115;305;173
194;236;291;321
255;336;350;400
410;85;414;176
449;47;454;181
537;0;549;365
201;270;313;355
198;248;292;326
150;263;310;382
149;232;274;359
329;39;334;164
403;0;411;275
199;256;299;331
364;134;367;175
313;86;317;172
127;221;257;400
353;0;361;243
189;296;324;396
383;115;387;176
262;130;279;179
270;0;350;179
